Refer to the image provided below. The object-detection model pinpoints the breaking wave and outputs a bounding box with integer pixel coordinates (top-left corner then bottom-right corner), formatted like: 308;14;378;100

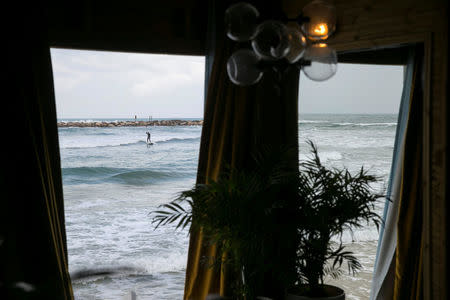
62;167;188;185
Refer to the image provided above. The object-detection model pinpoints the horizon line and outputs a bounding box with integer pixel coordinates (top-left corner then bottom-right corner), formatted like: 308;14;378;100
57;112;398;119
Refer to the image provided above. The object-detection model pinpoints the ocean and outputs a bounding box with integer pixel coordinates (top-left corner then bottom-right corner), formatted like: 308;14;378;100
59;114;397;300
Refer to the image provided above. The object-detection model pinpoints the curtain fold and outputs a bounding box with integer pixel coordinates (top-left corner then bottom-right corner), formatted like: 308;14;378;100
370;45;424;300
184;2;300;299
0;2;73;299
393;45;424;300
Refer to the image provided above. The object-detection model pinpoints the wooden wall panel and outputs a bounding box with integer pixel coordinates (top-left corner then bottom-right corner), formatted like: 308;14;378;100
283;0;446;51
283;1;448;299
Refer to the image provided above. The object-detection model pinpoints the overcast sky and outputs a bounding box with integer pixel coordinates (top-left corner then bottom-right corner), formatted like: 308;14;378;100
51;48;404;119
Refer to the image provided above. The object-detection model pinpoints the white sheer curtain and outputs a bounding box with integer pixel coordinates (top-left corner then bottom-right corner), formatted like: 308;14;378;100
370;48;415;300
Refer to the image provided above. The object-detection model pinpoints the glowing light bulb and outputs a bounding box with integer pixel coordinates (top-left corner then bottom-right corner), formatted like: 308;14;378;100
302;0;336;41
314;24;328;36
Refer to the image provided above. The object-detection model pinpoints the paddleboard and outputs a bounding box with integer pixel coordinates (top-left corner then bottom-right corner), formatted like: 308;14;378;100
146;142;154;145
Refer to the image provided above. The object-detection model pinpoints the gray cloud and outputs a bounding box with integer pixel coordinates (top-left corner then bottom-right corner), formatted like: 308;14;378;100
51;49;404;119
51;49;205;118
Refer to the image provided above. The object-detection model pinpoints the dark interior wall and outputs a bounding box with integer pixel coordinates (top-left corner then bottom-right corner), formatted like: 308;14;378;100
47;0;207;55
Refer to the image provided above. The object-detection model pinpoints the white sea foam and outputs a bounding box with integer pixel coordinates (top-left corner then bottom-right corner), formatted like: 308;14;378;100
300;151;343;162
333;122;397;127
134;250;188;275
334;225;382;244
356;122;397;126
299;120;330;124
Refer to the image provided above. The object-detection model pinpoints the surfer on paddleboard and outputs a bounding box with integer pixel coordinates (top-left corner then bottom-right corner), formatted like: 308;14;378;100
146;131;151;144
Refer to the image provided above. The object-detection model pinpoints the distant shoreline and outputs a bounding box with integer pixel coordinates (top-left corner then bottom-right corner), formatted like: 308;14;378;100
58;120;203;127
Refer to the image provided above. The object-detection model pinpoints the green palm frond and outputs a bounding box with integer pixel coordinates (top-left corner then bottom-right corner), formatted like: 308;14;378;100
151;198;192;230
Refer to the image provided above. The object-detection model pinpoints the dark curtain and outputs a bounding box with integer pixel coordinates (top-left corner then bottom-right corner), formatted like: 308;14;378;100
184;2;300;299
393;45;424;300
0;2;73;299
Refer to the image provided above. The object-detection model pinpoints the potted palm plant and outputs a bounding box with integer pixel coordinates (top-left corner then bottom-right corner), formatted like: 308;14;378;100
152;141;383;299
287;141;383;299
152;147;299;299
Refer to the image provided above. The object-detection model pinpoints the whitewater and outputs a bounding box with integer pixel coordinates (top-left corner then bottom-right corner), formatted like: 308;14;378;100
59;114;397;299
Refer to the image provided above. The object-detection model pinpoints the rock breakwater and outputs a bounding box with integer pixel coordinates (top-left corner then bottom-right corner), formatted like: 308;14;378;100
58;120;203;127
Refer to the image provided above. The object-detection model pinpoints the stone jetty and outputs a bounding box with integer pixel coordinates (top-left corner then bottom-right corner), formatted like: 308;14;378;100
57;120;203;127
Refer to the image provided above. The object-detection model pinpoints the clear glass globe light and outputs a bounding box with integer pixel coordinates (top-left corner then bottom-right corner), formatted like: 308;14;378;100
301;0;337;41
227;49;263;86
225;2;259;42
285;25;307;63
302;43;337;81
251;20;290;61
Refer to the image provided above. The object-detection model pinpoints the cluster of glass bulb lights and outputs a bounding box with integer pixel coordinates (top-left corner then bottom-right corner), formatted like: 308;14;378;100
226;0;338;86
